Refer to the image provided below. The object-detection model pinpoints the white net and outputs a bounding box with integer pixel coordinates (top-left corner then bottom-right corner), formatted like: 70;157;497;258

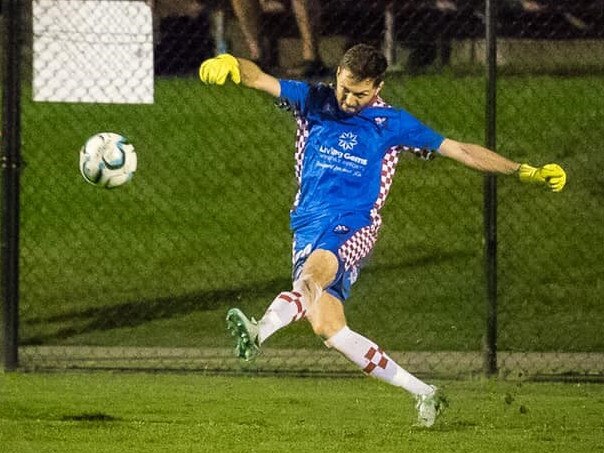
32;0;154;104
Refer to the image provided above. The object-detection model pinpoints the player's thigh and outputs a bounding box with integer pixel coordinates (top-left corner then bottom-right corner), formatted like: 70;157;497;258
308;291;346;339
293;212;377;300
299;249;339;288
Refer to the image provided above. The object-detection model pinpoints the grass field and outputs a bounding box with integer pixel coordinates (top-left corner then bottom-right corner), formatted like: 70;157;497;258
1;372;603;452
13;72;604;371
4;72;604;451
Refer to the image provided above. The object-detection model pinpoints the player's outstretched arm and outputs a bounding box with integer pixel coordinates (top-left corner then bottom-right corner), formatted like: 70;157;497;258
438;138;566;192
199;54;281;97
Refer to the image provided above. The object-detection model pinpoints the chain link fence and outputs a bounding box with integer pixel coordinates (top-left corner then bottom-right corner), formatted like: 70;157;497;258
2;0;603;379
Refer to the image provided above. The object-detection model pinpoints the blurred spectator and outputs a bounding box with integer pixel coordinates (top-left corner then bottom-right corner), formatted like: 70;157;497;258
152;0;215;75
151;0;203;20
509;1;589;32
230;0;330;77
400;0;460;73
436;0;458;12
516;1;545;12
476;0;591;37
402;0;589;72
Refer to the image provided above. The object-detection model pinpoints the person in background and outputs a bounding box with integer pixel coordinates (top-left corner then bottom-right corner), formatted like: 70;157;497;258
231;0;330;77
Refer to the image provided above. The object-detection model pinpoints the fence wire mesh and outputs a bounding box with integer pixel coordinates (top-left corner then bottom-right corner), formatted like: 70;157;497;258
3;0;604;379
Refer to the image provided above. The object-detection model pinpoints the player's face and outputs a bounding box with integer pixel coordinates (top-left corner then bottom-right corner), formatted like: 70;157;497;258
335;67;383;114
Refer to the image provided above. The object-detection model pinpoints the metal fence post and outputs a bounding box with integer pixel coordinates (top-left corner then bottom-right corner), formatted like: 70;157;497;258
483;0;498;376
2;0;23;371
383;1;395;67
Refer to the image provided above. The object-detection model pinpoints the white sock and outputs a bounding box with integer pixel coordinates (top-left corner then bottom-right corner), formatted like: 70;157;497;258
258;291;307;344
325;326;434;396
257;277;323;344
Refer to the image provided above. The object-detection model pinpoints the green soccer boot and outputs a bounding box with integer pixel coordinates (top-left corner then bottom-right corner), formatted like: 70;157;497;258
415;386;448;427
226;308;260;361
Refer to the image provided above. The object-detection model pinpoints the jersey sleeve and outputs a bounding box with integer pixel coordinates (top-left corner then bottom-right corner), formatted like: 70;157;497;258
395;110;445;152
279;79;311;112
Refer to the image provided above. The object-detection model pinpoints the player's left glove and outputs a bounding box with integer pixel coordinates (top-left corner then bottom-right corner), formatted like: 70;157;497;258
518;163;567;192
199;54;241;85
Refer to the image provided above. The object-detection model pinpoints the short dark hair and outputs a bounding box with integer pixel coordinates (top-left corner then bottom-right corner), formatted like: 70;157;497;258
339;44;388;86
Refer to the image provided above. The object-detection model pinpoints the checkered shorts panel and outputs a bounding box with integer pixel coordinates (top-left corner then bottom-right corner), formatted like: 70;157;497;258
337;223;380;271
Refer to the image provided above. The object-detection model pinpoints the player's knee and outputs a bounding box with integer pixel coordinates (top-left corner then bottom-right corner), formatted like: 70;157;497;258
301;249;338;287
293;276;322;306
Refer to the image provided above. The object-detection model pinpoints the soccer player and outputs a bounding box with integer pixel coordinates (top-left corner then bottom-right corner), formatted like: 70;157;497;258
198;44;566;427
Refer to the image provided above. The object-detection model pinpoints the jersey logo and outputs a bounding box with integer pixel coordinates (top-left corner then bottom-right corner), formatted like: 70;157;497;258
338;132;358;151
322;103;335;114
333;224;350;234
375;117;387;127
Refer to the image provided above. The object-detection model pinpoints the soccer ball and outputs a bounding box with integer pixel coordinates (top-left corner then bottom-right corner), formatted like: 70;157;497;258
79;132;137;188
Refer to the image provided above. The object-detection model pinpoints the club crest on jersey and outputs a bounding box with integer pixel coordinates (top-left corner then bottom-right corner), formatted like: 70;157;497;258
333;224;350;234
375;117;387;127
322;103;335;114
338;132;358;151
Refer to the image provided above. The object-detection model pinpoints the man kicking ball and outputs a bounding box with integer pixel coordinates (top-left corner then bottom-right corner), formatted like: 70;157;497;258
199;44;566;427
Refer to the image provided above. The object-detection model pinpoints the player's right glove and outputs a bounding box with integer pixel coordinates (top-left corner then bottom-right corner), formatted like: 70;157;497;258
199;54;241;85
518;163;567;192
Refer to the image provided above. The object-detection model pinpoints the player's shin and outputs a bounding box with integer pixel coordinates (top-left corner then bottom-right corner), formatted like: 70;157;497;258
257;278;322;344
325;326;433;396
257;291;307;343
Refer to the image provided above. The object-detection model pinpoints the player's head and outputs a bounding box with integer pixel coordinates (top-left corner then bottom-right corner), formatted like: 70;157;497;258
335;44;388;114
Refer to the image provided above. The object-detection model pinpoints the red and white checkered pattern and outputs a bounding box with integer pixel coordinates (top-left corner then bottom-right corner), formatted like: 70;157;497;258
276;290;306;322
374;146;401;212
362;346;389;374
338;223;379;271
292;112;309;209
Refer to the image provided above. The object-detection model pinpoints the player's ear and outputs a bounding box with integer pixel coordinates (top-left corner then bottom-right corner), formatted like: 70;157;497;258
375;80;384;94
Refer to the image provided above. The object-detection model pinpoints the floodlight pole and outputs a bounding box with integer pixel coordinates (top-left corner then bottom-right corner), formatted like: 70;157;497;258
483;0;498;377
2;0;23;371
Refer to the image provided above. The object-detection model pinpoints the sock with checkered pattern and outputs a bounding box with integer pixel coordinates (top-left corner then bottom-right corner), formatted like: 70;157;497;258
257;290;307;344
325;326;433;395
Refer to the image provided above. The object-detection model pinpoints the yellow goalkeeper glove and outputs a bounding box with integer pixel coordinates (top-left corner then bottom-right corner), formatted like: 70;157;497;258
199;54;241;85
518;163;567;192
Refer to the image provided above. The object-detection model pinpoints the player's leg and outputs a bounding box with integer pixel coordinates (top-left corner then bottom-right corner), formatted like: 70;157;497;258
317;215;447;427
257;248;337;342
314;292;446;427
226;248;337;360
312;291;431;394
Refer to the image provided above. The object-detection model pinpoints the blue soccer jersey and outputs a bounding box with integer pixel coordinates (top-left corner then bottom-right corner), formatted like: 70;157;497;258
279;79;445;230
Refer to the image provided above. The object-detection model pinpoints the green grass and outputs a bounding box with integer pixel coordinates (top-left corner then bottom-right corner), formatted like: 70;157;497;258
15;73;604;356
1;372;603;452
